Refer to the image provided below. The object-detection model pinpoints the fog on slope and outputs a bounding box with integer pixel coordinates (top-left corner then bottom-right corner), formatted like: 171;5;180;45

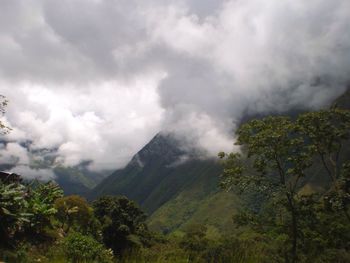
0;0;350;179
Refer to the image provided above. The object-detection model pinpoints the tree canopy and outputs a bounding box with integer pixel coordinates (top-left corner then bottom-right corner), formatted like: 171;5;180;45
93;195;149;255
219;108;350;263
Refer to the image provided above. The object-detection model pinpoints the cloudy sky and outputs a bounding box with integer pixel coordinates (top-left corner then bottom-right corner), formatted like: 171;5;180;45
0;0;350;176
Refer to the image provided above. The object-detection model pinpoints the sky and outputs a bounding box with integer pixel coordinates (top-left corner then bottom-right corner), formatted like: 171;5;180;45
0;0;350;177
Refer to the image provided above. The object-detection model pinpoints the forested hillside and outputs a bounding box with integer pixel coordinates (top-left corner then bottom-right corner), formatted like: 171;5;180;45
89;134;240;234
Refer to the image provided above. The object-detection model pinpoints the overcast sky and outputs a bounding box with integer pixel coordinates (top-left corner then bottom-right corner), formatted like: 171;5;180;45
0;0;350;176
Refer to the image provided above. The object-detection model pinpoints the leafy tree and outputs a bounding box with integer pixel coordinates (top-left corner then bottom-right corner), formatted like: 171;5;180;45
93;195;149;255
296;109;350;221
0;182;31;248
63;232;113;263
25;182;63;238
220;116;312;263
180;224;209;261
55;195;93;234
180;224;208;252
219;109;350;263
296;194;350;262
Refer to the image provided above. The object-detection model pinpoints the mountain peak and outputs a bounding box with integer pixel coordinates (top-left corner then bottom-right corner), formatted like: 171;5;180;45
129;133;186;169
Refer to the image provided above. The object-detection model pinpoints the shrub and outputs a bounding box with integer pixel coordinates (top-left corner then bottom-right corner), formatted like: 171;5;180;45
55;195;96;235
63;232;113;263
93;196;149;255
0;182;31;248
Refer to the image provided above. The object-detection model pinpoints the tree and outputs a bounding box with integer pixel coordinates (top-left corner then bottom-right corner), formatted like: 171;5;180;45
0;179;64;249
92;196;149;255
296;108;350;221
25;182;63;238
220;116;311;263
219;109;350;263
63;232;113;263
0;182;31;249
180;224;208;260
55;195;95;235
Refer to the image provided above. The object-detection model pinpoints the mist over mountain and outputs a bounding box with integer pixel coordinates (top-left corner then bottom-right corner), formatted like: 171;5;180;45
0;140;109;194
89;89;350;234
1;0;350;180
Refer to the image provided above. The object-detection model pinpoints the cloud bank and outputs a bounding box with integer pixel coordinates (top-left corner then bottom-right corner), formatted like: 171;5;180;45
0;0;350;177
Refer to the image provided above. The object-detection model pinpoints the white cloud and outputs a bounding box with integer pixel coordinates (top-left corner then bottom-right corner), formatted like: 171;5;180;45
2;76;164;171
0;0;349;177
0;142;30;165
8;165;56;181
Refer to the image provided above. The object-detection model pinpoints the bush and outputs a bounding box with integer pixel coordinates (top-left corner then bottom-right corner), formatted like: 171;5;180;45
63;232;113;263
93;195;149;255
0;182;30;248
54;195;98;236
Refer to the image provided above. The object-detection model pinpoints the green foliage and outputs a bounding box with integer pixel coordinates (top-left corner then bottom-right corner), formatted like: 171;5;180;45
296;194;350;262
219;108;350;262
55;195;97;235
93;195;149;255
117;233;267;263
1;176;154;262
62;232;113;263
296;109;350;164
221;116;312;262
25;182;63;238
148;179;240;235
180;224;208;254
296;109;350;217
0;181;31;248
0;179;65;261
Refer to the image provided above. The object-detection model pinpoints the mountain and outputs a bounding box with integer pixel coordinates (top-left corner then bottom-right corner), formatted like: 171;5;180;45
54;165;109;196
89;134;240;234
89;88;350;234
334;88;350;109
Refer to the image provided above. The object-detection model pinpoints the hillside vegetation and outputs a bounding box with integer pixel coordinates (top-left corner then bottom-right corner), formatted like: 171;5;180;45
89;134;241;234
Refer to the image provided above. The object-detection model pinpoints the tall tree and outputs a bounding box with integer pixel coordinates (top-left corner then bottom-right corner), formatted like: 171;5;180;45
25;182;63;237
219;109;350;263
0;182;30;248
93;196;148;255
55;195;94;234
296;108;350;221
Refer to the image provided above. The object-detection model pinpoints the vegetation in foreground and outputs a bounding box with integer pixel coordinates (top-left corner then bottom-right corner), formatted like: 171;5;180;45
0;177;265;263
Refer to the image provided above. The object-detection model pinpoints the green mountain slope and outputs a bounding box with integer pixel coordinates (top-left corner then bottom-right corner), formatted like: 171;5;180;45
89;134;241;233
54;166;109;196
